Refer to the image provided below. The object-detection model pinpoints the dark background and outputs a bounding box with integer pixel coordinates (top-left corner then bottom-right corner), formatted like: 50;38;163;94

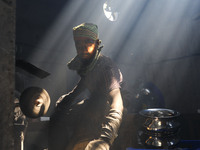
16;0;200;114
15;0;200;145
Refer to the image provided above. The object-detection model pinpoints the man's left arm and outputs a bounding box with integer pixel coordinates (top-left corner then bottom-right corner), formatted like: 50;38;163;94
85;88;123;150
100;88;124;145
109;88;124;112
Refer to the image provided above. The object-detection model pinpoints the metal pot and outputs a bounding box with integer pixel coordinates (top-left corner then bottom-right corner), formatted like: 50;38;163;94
137;108;181;149
139;108;181;132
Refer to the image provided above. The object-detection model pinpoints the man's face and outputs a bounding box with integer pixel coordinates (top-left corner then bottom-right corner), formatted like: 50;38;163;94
74;37;96;59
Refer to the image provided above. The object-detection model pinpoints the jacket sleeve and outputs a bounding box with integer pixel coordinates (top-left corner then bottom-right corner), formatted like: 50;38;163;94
56;78;85;109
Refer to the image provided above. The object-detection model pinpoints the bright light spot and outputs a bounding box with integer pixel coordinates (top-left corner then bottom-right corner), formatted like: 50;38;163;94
103;2;119;21
158;121;162;126
87;44;95;53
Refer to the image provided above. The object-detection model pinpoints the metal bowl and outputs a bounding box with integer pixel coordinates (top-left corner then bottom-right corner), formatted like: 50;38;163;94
138;131;180;148
139;108;181;132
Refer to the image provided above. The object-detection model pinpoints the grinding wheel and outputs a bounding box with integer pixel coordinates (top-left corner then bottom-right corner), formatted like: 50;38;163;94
19;87;50;118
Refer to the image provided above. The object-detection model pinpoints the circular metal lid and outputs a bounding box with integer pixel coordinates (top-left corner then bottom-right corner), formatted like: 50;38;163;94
139;108;180;119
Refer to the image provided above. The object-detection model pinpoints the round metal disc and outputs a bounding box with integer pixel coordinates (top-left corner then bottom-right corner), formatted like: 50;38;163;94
19;87;50;118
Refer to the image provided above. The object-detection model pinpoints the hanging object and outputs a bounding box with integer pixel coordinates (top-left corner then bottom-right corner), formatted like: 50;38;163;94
103;0;119;21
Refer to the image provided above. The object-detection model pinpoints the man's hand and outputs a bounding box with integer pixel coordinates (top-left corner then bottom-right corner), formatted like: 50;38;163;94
55;94;73;110
85;139;110;150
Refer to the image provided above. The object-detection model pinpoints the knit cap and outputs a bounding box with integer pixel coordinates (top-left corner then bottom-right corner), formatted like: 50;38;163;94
73;23;98;40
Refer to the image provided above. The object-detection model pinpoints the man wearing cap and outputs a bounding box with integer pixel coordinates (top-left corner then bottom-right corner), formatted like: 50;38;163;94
49;23;124;150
